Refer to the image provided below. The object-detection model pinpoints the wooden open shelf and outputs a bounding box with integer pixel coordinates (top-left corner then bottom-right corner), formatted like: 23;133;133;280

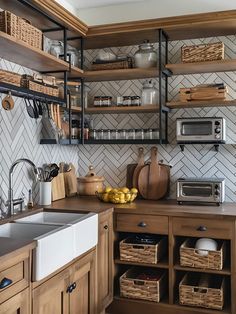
166;59;236;75
84;67;159;82
85;105;159;114
0;31;83;78
114;259;169;269
174;264;231;275
167;99;236;109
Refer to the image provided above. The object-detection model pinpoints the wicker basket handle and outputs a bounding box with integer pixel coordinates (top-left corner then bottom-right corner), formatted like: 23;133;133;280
21;18;32;25
193;287;208;293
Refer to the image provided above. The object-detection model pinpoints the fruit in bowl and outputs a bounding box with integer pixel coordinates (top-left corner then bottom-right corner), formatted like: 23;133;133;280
96;187;138;204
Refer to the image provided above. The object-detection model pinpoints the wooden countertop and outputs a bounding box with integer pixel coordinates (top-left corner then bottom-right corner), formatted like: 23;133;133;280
47;196;236;219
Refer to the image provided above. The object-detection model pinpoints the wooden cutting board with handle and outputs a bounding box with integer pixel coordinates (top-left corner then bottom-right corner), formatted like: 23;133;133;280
138;147;170;200
126;163;137;189
132;147;145;189
51;162;66;201
64;163;78;197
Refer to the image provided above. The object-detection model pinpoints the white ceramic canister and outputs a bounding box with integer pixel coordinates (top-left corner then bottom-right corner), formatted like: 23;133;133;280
39;182;52;206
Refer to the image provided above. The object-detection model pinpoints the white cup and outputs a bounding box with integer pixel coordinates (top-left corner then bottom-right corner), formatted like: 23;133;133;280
39;182;52;206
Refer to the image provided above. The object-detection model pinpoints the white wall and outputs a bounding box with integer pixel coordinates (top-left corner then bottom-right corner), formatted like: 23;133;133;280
76;0;236;25
55;0;78;15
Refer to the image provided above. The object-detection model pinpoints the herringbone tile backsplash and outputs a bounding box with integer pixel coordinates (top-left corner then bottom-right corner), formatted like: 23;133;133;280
0;35;236;215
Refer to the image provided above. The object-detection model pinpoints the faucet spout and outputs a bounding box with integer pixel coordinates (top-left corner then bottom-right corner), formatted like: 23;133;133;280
7;158;38;217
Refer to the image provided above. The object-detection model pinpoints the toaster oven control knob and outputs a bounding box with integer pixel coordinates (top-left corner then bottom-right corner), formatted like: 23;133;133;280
215;121;220;125
215;128;221;133
215;190;219;196
215;134;221;139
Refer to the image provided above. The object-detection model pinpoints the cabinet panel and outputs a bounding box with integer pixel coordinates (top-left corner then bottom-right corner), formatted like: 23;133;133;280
0;288;29;314
97;210;113;313
173;217;233;239
32;268;70;314
116;214;168;234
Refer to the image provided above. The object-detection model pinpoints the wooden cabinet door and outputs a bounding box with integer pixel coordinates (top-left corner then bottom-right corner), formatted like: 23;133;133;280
0;288;29;314
97;210;113;313
70;250;96;314
32;268;70;314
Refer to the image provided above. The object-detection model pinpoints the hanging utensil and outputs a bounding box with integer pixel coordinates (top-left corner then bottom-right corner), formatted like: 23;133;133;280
2;91;14;110
24;98;36;119
33;99;39;119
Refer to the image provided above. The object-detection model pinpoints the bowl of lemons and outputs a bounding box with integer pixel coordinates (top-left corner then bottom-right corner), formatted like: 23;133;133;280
96;186;138;204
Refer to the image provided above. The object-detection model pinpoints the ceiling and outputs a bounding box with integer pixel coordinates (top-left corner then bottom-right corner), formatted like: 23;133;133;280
65;0;143;9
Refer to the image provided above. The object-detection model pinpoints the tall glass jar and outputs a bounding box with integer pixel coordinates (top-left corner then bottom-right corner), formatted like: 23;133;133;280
141;80;158;106
134;40;157;68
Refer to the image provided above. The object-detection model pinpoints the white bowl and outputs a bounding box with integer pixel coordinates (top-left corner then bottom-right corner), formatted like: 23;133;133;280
195;238;218;256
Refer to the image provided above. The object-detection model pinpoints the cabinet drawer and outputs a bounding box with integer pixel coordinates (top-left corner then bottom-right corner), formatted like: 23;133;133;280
173;217;233;239
116;214;168;234
0;257;29;304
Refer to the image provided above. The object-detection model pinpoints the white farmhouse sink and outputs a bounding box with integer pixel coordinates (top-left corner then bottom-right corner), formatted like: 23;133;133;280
0;222;74;281
13;211;98;280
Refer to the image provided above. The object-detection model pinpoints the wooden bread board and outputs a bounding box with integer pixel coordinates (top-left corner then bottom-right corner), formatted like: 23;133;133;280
64;163;77;197
180;86;227;102
51;173;65;201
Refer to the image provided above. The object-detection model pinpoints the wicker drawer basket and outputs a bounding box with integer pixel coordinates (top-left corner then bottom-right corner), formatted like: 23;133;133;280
0;69;21;87
91;58;133;71
180;239;225;270
179;273;225;310
181;42;224;63
21;75;59;97
0;10;42;50
120;236;166;264
120;268;167;302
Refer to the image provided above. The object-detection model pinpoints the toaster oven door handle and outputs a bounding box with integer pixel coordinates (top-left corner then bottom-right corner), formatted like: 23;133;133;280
182;185;211;189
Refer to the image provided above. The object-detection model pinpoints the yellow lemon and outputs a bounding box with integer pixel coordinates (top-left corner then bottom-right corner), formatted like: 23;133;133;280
125;194;131;202
130;188;138;194
104;186;112;193
120;187;130;193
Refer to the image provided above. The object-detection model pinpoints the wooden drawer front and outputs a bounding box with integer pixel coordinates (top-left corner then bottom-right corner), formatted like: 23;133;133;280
116;214;168;234
173;217;233;239
0;259;29;304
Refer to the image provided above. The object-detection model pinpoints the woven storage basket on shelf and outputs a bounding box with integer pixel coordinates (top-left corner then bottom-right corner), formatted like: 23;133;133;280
21;75;59;97
0;69;21;87
179;273;225;310
181;42;224;63
91;58;133;71
180;239;225;270
0;10;42;50
120;236;166;264
120;268;167;303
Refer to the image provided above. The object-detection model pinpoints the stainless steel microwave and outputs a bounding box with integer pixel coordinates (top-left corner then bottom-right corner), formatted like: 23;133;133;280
176;117;226;144
177;178;225;205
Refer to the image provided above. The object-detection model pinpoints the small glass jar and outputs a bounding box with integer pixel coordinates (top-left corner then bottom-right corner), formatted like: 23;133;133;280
144;129;153;139
102;96;112;107
135;129;144;140
94;96;102;107
50;40;64;58
103;130;111;140
119;129;126;140
111;129;118;140
127;129;136;140
67;47;80;67
71;120;79;139
123;96;132;106
141;80;158;106
117;96;123;107
131;96;141;106
89;129;96;140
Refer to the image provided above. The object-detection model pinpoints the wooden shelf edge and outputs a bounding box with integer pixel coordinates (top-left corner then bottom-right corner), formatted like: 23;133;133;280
166;59;236;75
167;99;236;109
114;258;169;269
85;105;159;114
174;264;231;275
84;67;159;82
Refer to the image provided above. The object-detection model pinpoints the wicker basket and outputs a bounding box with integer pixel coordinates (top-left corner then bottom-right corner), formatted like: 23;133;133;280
179;273;225;310
0;69;21;87
0;10;42;50
180;239;225;270
120;236;166;264
21;75;59;97
91;58;133;71
120;268;167;302
181;42;224;63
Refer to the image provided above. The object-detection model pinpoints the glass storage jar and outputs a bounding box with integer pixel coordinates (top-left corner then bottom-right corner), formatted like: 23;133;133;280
135;129;144;140
111;129;118;140
123;96;132;106
141;80;158;106
131;96;141;106
134;40;157;68
50;40;64;58
67;47;80;67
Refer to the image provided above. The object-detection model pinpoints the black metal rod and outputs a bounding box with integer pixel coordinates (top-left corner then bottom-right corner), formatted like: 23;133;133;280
63;28;68;63
80;78;85;145
80;37;84;70
158;28;163;144
16;0;63;27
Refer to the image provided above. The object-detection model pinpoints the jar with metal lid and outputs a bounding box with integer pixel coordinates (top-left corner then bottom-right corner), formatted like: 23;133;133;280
103;130;111;140
144;129;153;140
67;46;80;67
102;96;112;107
50;40;64;58
123;96;132;106
117;96;123;107
141;79;158;106
131;96;141;106
94;96;102;107
111;129;118;140
127;129;136;140
134;40;157;68
89;129;96;140
71;119;79;139
119;129;126;140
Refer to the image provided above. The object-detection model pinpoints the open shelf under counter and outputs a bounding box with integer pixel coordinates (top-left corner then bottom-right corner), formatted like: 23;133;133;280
85;105;160;114
174;263;231;276
166;59;236;75
166;99;236;109
83;67;159;82
115;258;169;269
0;31;83;78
